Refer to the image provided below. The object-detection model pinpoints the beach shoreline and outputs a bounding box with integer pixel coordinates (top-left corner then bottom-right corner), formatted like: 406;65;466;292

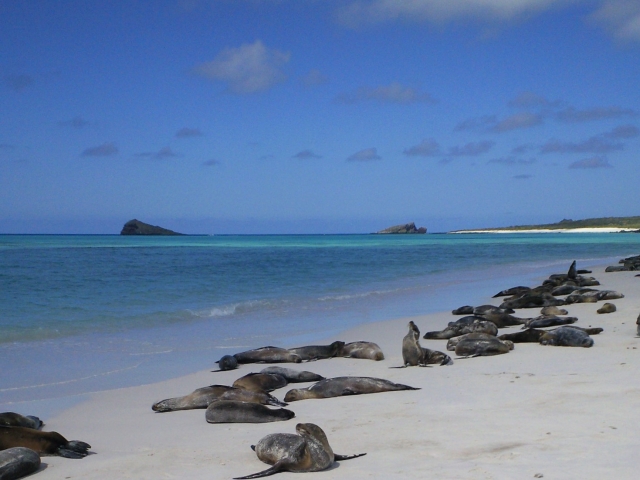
11;259;640;479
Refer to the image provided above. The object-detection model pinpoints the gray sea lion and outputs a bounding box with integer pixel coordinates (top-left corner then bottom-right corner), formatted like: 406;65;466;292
214;355;238;371
260;367;325;383
402;322;452;366
217;388;288;407
500;292;565;309
234;423;365;479
152;385;235;412
452;305;474;315
473;305;515;316
492;286;531;298
551;284;580;296
568;260;577;279
523;316;578;329
234;347;302;364
499;328;546;343
424;316;498;339
205;401;295;424
0;426;90;459
233;373;288;393
283;377;419;402
0;413;43;430
288;341;345;361
597;303;617;314
478;312;527;328
447;333;513;351
0;447;41;480
637;313;640;336
563;325;603;335
564;294;598;304
338;341;384;360
540;306;568;316
454;334;512;357
539;326;594;347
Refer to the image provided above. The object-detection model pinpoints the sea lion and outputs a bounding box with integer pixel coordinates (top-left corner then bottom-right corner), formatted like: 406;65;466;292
424;316;498;339
0;426;90;459
568;260;577;279
0;413;43;430
597;303;617;314
215;355;238;371
338;341;384;360
402;322;452;366
563;325;603;335
153;385;236;412
564;294;598;304
500;292;565;309
472;305;515;316
452;305;474;315
234;423;365;479
233;373;288;393
234;347;302;364
540;306;568;316
478;312;527;328
284;377;419;402
539;326;594;347
0;447;41;480
551;284;580;296
499;328;546;343
205;401;295;424
447;333;513;351
287;341;345;361
637;313;640;336
260;367;325;383
453;334;512;357
523;316;578;329
492;286;531;298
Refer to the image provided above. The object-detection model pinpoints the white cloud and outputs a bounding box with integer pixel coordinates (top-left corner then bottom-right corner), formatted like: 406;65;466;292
569;156;614;169
193;40;290;94
336;82;435;104
590;0;640;42
347;147;382;161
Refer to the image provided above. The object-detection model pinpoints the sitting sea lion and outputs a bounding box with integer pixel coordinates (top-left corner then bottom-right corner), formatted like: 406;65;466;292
338;341;384;360
233;373;288;393
402;321;452;366
234;423;365;479
288;341;345;361
0;413;43;430
152;385;286;412
540;306;568;316
205;401;295;424
597;303;616;314
0;447;41;480
214;355;239;372
539;326;594;347
424;316;498;340
284;377;419;402
260;367;325;383
523;316;578;329
234;347;302;364
0;426;90;459
453;334;512;357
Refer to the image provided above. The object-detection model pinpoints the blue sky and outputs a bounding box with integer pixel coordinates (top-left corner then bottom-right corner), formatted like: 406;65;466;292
1;0;639;234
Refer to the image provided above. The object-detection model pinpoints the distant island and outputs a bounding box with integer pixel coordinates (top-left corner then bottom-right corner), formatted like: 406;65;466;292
120;219;183;236
377;222;427;234
451;216;640;234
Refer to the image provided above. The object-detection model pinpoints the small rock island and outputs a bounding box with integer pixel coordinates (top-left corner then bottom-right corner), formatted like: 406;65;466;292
377;222;427;234
120;219;183;236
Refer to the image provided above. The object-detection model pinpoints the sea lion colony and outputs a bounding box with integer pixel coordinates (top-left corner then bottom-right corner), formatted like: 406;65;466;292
4;259;638;479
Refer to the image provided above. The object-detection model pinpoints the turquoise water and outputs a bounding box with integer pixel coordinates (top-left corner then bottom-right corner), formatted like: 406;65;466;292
1;233;639;409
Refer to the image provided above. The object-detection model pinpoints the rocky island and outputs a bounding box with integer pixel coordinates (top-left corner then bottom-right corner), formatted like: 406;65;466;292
377;222;427;234
120;219;183;236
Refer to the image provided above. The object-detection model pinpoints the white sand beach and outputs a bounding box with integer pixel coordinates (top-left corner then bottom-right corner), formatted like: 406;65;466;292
12;264;640;480
451;228;640;234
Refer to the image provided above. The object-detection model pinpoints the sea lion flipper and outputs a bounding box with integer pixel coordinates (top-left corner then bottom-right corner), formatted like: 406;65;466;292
233;461;285;479
334;452;367;461
341;388;357;396
57;440;91;459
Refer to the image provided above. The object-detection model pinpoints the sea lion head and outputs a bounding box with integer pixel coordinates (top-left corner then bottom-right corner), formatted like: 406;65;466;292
152;399;173;412
218;355;238;371
330;341;346;355
284;389;306;402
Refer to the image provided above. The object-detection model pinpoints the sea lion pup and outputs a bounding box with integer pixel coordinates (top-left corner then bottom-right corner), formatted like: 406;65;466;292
0;426;90;459
233;373;288;393
499;328;546;343
338;341;385;360
541;306;568;316
447;333;513;351
492;286;531;298
260;367;325;383
424;316;498;340
402;321;452;366
234;347;302;364
152;385;287;412
539;326;594;347
234;423;365;479
283;377;419;402
205;401;295;424
523;316;578;329
214;355;238;372
0;447;41;480
597;303;617;314
452;305;474;315
0;413;43;430
454;334;512;357
287;341;345;361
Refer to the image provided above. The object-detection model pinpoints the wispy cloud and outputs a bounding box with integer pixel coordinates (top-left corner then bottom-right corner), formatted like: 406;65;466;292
488;157;536;165
602;124;640;139
454;115;497;132
347;147;381;161
192;40;290;94
403;138;441;157
491;112;544;132
540;136;624;154
448;141;495;157
336;82;435;104
3;74;34;92
293;149;322;160
82;142;118;157
569;156;614;169
513;174;533;179
203;159;220;167
300;69;329;87
176;127;203;138
58;116;90;128
508;91;561;109
555;106;637;123
590;0;640;42
136;146;180;160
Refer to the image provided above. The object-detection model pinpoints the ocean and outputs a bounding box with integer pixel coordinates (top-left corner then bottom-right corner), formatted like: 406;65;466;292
2;233;639;413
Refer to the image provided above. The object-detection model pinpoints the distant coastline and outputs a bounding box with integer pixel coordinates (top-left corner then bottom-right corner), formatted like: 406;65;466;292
450;216;640;234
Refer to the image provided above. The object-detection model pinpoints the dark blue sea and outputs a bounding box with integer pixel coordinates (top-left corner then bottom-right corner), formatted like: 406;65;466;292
2;233;639;412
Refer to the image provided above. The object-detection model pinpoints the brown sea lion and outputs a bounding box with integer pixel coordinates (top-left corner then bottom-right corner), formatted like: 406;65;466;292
283;377;419;402
0;426;90;459
447;333;513;351
287;341;345;361
540;306;568;316
234;423;365;479
523;316;578;329
478;312;527;328
424;316;498;339
500;292;565;309
539;326;594;347
233;373;288;393
0;447;41;480
402;322;452;366
338;341;384;360
152;385;286;412
234;347;302;364
597;303;617;314
498;328;546;343
260;367;325;383
205;401;295;424
564;294;598;304
472;305;515;316
454;334;512;357
0;413;43;430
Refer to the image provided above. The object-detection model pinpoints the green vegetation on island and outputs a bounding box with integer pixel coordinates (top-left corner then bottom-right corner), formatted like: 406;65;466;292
452;216;640;232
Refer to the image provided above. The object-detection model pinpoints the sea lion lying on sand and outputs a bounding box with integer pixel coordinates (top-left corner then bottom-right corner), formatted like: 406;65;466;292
233;373;288;393
284;377;419;402
0;426;90;459
0;413;43;430
234;423;365;479
234;347;302;364
288;341;344;361
492;286;531;298
597;303;617;314
452;334;513;357
446;333;513;351
523;316;578;329
539;326;594;347
0;447;41;480
499;328;546;343
214;355;239;371
152;385;287;412
540;306;568;316
338;341;384;360
260;367;325;383
452;305;474;315
424;316;498;339
205;401;295;424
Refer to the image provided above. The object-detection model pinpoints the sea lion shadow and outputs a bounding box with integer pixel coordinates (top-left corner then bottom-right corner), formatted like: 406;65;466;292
36;462;49;474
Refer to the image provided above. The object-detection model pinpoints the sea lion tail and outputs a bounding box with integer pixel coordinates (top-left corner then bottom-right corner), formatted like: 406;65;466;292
58;441;91;459
233;461;284;479
334;452;367;461
250;445;256;451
